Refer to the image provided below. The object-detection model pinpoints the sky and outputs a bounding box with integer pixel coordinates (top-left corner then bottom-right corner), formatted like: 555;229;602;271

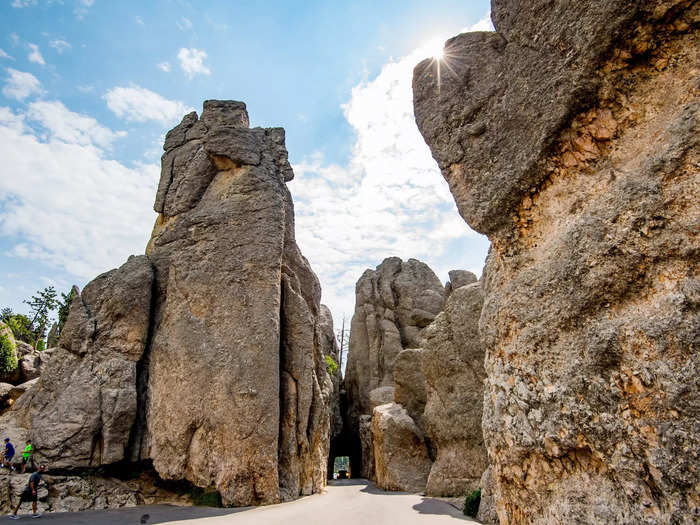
0;0;492;330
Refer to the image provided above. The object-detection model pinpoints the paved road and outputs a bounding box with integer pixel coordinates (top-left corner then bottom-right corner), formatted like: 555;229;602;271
0;480;477;524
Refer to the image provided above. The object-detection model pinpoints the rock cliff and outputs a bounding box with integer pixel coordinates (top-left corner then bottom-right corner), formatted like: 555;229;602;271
415;1;699;523
6;100;333;507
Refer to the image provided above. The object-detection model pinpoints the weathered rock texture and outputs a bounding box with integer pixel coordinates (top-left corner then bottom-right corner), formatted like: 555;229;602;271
343;257;444;474
371;403;432;493
9;100;332;507
415;2;699;523
422;278;487;497
17;255;153;468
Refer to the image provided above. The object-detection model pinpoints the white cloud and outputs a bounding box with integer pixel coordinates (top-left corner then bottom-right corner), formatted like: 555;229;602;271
75;0;95;19
49;39;71;54
0;49;13;60
176;17;192;31
0;103;158;280
2;68;44;100
135;16;144;26
76;84;94;93
157;61;171;72
289;16;492;323
9;34;20;46
26;100;126;148
103;85;194;124
27;43;45;65
177;48;211;78
11;0;37;7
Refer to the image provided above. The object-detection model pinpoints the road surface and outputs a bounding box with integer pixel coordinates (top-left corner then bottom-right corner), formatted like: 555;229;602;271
0;479;477;524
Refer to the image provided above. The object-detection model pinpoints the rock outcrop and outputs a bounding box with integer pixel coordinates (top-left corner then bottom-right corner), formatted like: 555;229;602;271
343;257;444;474
7;100;333;508
371;403;432;493
415;2;699;523
422;277;487;497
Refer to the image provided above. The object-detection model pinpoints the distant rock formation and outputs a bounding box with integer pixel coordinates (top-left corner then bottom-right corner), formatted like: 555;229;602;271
343;257;444;479
343;259;488;495
5;100;334;508
415;1;699;523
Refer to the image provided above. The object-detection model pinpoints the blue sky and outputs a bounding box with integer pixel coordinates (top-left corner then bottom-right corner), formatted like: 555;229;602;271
0;0;491;328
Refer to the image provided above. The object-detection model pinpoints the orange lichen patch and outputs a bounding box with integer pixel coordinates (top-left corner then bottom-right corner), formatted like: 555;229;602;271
146;213;177;255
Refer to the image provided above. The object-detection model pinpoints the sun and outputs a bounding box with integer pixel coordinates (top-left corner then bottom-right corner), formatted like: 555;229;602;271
423;37;445;60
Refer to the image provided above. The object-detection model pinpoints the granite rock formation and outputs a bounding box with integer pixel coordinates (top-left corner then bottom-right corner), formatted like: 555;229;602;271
343;257;444;474
415;2;699;523
371;403;432;493
16;255;153;468
7;100;333;508
422;277;487;497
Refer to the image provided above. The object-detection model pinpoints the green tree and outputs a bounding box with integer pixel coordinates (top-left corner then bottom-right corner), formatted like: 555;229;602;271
57;287;77;335
0;334;18;375
3;313;33;344
24;286;59;350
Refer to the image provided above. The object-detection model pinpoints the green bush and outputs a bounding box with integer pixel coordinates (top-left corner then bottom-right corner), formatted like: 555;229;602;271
0;334;18;375
324;355;338;376
463;488;481;518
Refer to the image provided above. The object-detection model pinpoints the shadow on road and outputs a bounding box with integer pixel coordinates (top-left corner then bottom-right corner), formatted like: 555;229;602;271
412;497;473;521
0;504;246;525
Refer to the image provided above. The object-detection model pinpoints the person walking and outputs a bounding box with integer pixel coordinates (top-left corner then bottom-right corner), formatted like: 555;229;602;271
9;464;45;519
2;438;15;471
20;440;33;474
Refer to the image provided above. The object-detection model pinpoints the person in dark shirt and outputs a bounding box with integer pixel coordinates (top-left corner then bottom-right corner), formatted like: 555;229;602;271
9;464;45;519
2;438;15;471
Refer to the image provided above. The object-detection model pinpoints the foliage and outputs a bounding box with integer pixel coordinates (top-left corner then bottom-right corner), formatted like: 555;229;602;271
0;308;12;323
4;313;33;344
24;286;58;349
57;288;76;336
463;489;481;518
0;334;18;375
324;355;338;376
190;487;222;507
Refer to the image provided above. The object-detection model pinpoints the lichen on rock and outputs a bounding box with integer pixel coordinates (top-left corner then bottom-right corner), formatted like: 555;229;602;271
414;1;699;523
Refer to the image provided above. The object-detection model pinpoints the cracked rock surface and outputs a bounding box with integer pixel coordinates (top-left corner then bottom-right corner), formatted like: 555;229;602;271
5;100;333;508
415;1;699;523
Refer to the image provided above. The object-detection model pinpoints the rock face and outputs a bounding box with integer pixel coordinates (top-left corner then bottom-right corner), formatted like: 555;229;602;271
371;403;432;493
9;100;332;507
18;255;153;468
415;2;699;523
422;278;487;497
343;257;444;474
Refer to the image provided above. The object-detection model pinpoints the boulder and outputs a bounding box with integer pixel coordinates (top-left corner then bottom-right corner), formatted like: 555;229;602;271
444;270;477;297
369;386;394;412
422;282;487;496
371;403;432;493
414;2;699;522
18;348;52;382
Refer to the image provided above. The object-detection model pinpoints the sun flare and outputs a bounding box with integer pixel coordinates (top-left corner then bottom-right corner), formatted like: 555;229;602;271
423;37;445;60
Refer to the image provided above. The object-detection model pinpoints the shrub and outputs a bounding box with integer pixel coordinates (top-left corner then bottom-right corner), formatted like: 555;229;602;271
463;488;481;518
324;355;338;376
0;334;18;375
